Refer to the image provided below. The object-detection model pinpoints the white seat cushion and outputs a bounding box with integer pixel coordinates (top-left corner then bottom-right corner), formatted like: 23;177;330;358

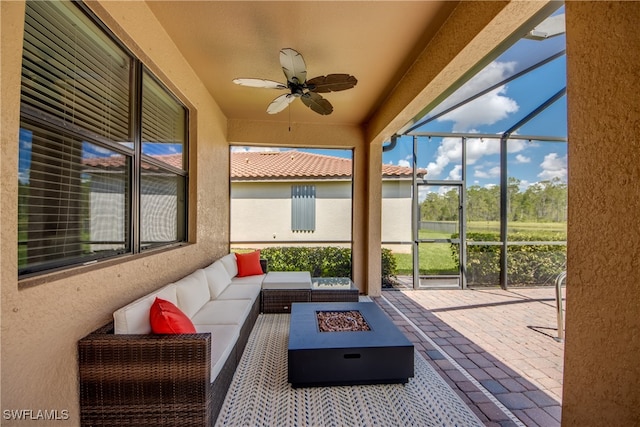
262;271;312;289
217;283;261;302
193;324;240;382
175;269;210;318
190;299;252;325
220;253;238;278
113;284;177;334
231;274;266;286
203;260;232;299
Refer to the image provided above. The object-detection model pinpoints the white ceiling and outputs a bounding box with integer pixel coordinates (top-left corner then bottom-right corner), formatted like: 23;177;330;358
146;1;459;127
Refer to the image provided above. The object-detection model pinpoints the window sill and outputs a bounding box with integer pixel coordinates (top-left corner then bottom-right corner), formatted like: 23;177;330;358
18;242;190;290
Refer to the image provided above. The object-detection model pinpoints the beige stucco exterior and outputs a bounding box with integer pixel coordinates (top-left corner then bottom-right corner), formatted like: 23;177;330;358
562;2;640;425
231;180;353;245
381;180;414;253
0;1;638;426
230;179;412;252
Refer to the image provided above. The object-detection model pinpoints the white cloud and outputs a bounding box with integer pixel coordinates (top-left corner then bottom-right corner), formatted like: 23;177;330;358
466;137;500;165
426;136;529;179
440;88;519;133
18;171;29;184
474;166;500;179
421;61;532;179
231;146;280;153
448;165;462;180
518;180;531;191
397;159;410;168
19;138;32;151
435;61;519;133
82;143;116;159
515;154;531;163
538;152;567;181
426;137;461;177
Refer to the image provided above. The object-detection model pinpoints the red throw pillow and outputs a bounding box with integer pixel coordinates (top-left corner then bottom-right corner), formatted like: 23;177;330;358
149;297;196;334
235;250;264;277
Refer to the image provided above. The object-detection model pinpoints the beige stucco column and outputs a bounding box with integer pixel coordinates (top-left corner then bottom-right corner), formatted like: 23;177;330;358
366;141;383;296
563;2;640;425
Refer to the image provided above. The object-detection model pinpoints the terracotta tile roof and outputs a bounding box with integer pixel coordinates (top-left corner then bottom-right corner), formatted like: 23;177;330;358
83;154;183;171
83;150;425;180
231;150;425;180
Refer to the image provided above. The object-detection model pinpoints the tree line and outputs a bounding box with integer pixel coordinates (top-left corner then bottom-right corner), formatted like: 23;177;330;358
421;177;567;223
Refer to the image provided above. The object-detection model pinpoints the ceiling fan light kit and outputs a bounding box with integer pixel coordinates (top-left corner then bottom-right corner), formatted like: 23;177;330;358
233;48;357;116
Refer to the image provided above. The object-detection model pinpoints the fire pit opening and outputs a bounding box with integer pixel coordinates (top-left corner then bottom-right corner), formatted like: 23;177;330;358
316;310;371;332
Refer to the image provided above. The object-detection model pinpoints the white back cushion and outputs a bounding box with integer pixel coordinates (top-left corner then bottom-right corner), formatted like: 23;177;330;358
113;283;177;334
175;269;210;318
220;253;238;278
203;260;232;299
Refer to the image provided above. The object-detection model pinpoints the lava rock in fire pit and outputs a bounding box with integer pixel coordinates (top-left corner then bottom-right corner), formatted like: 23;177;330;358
317;310;371;332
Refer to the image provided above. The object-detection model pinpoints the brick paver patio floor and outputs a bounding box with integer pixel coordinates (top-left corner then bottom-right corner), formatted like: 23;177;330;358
375;287;564;427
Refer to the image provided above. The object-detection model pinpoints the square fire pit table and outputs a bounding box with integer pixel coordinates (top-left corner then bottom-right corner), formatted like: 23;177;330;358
288;302;414;388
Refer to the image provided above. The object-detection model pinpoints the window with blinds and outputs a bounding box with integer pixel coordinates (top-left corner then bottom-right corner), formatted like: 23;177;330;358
291;185;316;232
18;0;188;277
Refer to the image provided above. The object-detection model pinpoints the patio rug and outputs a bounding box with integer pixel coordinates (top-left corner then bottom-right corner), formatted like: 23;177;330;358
215;313;483;427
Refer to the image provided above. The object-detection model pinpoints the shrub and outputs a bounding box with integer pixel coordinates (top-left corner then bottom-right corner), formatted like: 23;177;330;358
451;232;566;286
258;246;397;283
381;248;398;286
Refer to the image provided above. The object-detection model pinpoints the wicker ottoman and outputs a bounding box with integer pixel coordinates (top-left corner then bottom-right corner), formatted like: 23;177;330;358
261;271;312;313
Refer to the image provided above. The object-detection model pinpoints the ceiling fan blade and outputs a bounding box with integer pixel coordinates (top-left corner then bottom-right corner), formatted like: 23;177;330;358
233;78;287;90
267;93;295;114
301;92;333;115
280;48;307;84
307;74;358;93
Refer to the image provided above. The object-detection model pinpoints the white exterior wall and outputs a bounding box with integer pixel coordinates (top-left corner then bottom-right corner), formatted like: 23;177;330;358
231;180;352;245
231;178;413;253
381;180;413;253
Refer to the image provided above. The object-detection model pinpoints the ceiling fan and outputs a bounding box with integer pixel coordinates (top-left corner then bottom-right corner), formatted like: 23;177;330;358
233;48;357;116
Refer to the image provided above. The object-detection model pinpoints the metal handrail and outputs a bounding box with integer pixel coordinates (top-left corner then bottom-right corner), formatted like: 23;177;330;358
555;271;567;342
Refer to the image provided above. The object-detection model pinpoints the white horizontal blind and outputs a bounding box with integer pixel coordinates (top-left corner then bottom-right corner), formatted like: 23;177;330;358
18;124;130;275
139;71;187;248
291;185;316;232
141;71;185;169
21;1;131;142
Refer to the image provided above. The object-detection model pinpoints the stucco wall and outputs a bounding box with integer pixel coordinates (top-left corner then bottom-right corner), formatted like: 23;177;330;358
563;2;640;425
231;181;352;243
1;2;229;425
381;180;413;251
230;179;412;249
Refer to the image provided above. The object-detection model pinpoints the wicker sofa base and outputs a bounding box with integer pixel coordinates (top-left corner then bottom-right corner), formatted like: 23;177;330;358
78;297;260;427
261;289;311;313
311;289;359;303
262;288;359;313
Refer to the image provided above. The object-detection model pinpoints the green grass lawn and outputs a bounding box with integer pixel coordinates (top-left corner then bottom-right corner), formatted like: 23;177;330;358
396;231;458;275
467;221;566;233
394;221;567;275
394;244;459;275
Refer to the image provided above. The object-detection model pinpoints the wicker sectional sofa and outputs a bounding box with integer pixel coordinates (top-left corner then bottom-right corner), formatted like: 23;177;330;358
78;253;265;427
